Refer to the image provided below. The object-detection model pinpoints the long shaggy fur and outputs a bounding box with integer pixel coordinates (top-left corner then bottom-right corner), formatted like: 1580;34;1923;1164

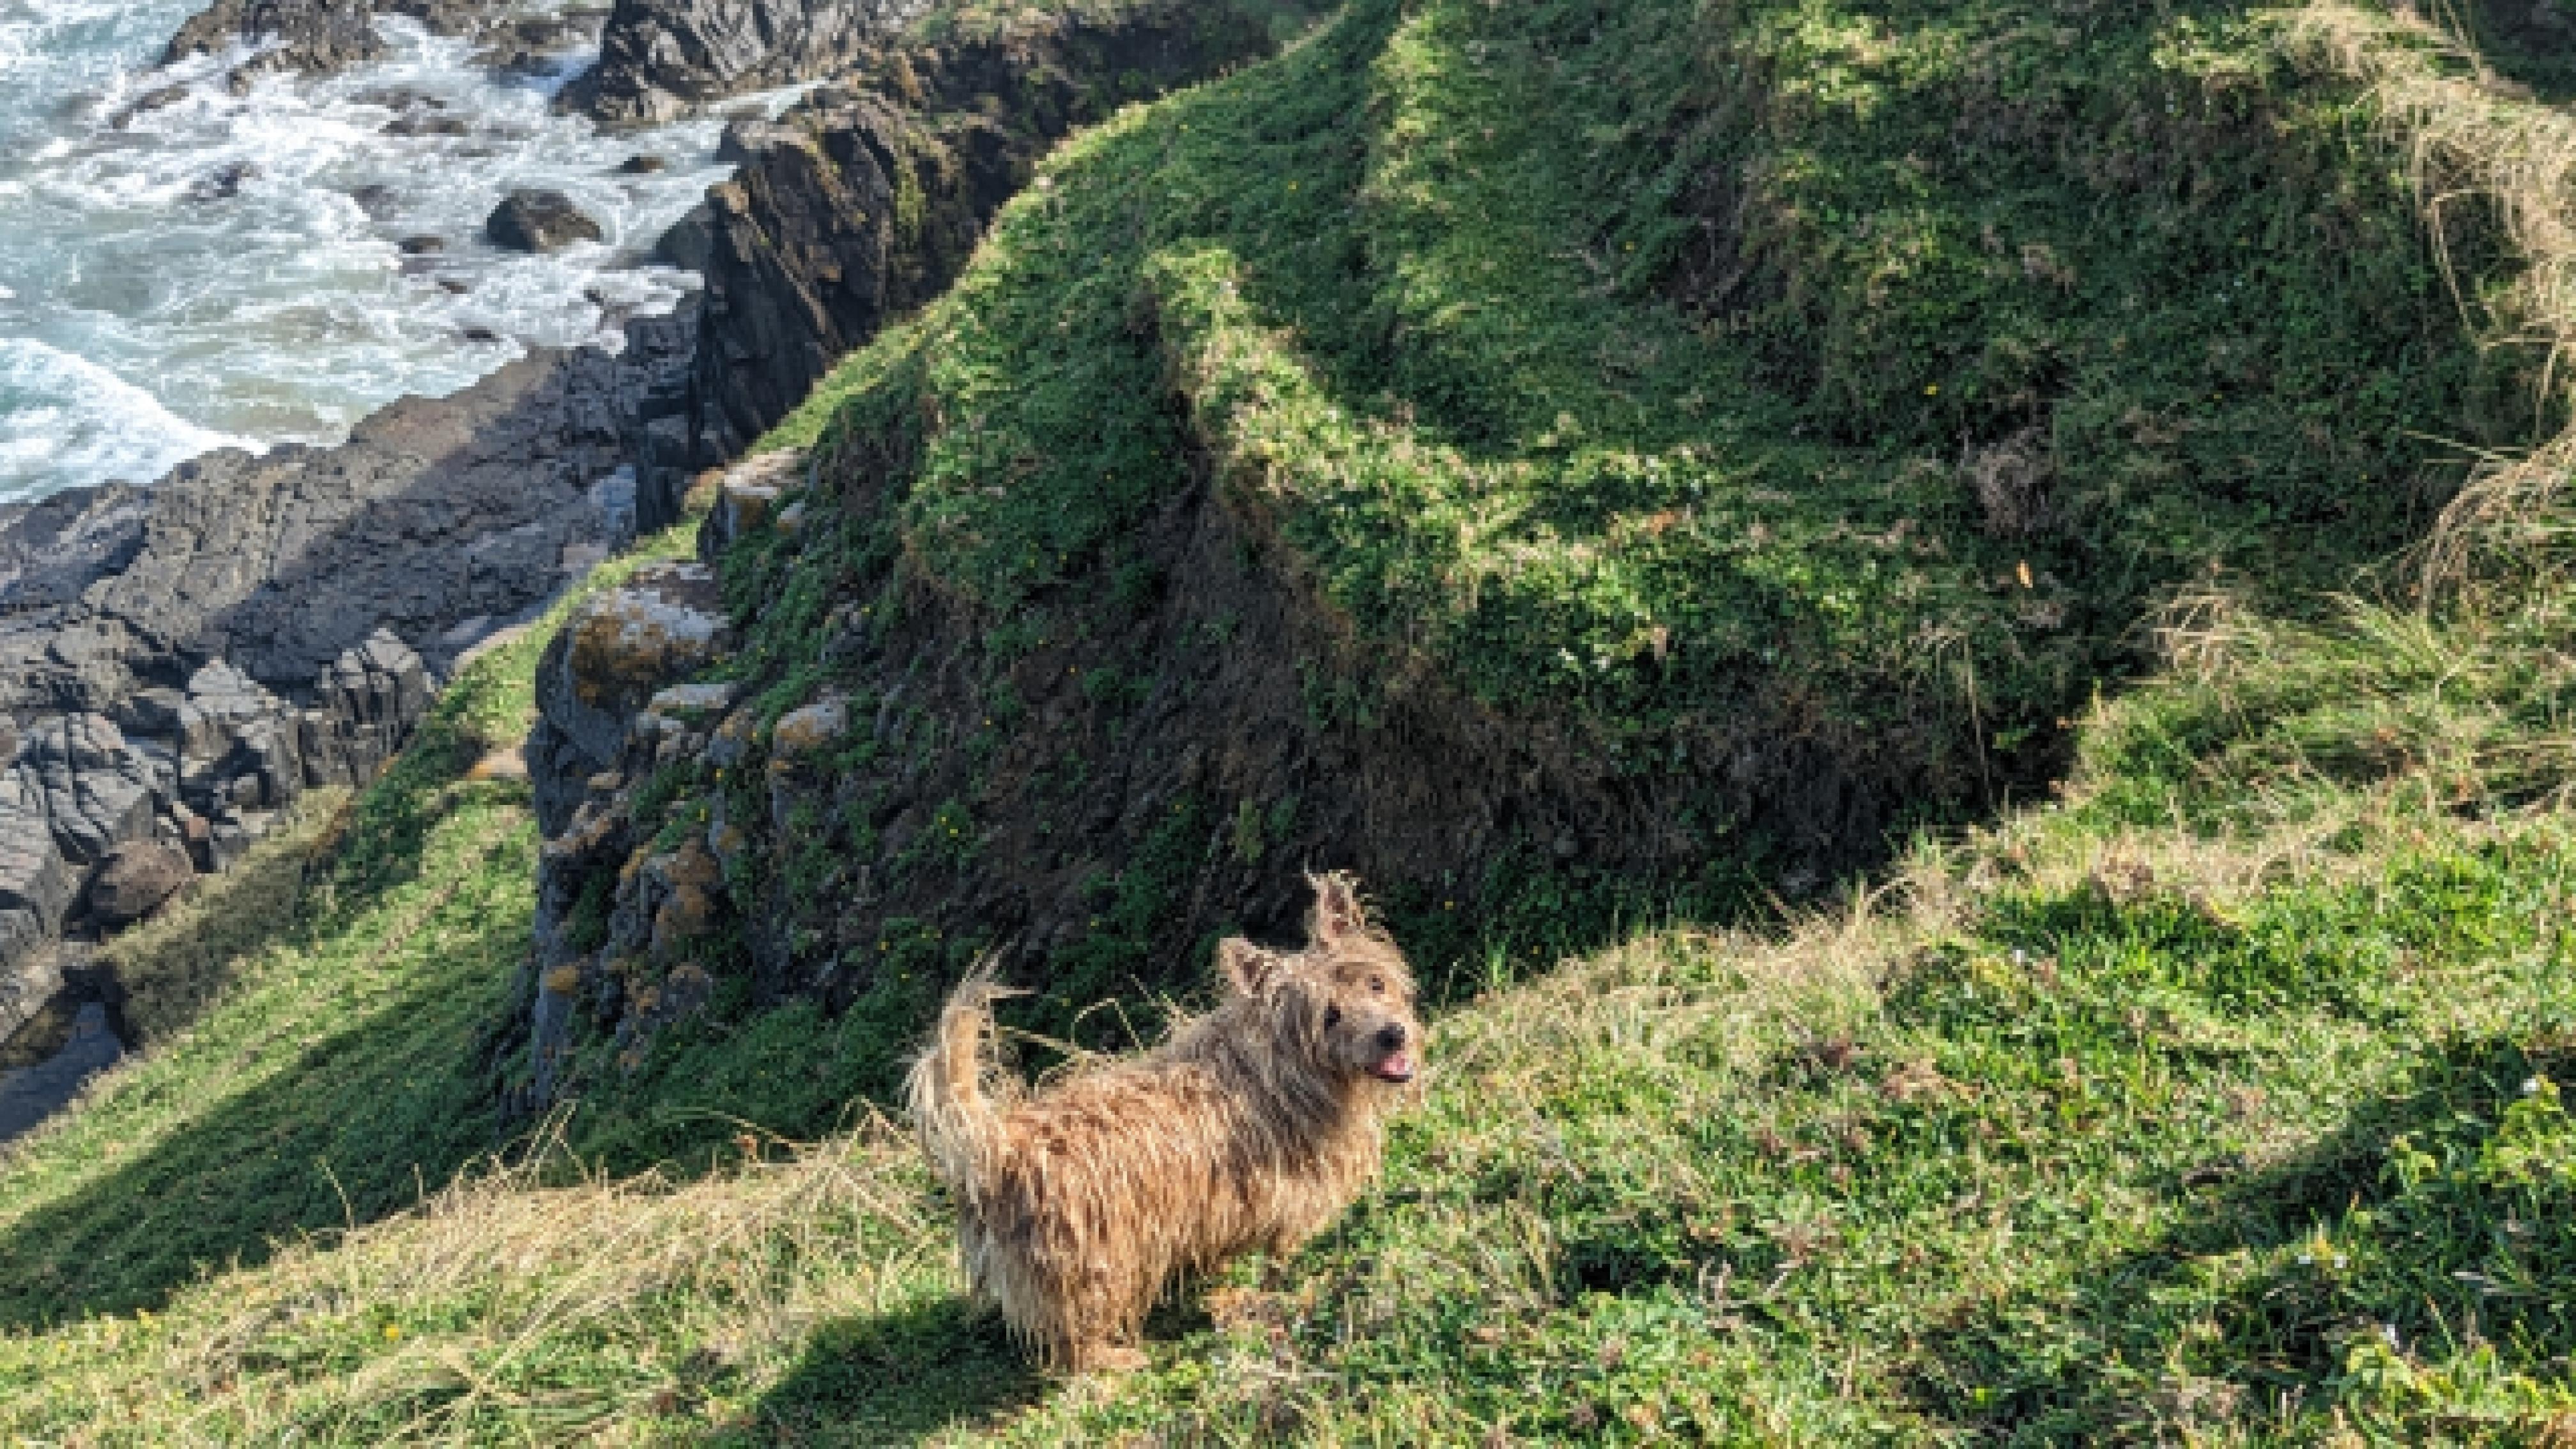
907;873;1422;1372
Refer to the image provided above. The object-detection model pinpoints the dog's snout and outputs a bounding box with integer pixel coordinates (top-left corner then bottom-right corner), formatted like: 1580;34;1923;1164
1376;1022;1408;1051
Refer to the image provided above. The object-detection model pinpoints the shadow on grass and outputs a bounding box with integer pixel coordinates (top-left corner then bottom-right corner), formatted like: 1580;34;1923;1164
0;714;535;1329
735;1298;1045;1445
1915;1031;2576;1441
2465;0;2576;105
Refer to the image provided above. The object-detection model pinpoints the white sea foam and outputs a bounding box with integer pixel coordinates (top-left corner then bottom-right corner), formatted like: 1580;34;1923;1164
0;0;768;500
0;335;250;502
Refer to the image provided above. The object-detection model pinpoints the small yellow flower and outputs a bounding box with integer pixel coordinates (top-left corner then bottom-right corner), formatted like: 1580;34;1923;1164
385;1325;402;1342
1924;385;1940;396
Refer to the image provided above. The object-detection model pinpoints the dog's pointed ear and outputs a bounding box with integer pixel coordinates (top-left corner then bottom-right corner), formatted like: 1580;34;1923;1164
1218;937;1282;997
1308;871;1368;947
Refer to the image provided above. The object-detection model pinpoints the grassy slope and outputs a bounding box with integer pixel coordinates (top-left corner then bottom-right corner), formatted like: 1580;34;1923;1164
759;0;2529;830
4;0;2576;1442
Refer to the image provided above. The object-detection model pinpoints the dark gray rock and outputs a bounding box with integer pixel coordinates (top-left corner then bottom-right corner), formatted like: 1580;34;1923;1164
185;160;257;203
0;298;698;990
650;201;715;273
302;629;431;787
557;0;927;126
160;0;518;89
114;83;192;128
385;112;471;138
10;716;161;866
88;841;193;929
164;0;383;78
0;831;73;942
532;559;733;778
487;190;604;252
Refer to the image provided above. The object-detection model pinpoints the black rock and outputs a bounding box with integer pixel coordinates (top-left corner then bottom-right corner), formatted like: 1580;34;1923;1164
386;112;471;137
399;234;445;255
557;0;928;125
650;202;714;272
486;189;604;252
185;160;257;203
164;0;384;77
618;153;667;174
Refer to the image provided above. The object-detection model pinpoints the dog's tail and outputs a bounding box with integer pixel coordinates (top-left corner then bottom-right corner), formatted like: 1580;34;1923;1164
907;960;1015;1203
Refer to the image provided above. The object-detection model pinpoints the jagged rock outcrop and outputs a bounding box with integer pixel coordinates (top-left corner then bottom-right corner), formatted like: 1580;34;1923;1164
157;0;570;88
164;0;384;80
518;477;764;1102
671;2;1308;520
526;558;735;834
556;0;926;126
0;305;696;1044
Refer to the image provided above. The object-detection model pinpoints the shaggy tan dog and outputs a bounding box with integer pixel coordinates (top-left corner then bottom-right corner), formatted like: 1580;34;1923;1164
908;873;1421;1372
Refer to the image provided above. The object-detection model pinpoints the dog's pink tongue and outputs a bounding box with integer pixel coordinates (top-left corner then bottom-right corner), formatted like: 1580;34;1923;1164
1374;1049;1416;1082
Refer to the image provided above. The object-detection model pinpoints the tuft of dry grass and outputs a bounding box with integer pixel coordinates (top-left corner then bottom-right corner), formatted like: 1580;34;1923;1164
3;1115;962;1442
2288;3;2576;600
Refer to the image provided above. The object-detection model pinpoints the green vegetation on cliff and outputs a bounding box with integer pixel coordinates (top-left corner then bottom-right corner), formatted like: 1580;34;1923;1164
3;0;2575;1441
765;0;2535;823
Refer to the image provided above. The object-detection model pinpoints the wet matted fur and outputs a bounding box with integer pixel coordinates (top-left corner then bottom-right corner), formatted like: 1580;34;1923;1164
908;873;1422;1372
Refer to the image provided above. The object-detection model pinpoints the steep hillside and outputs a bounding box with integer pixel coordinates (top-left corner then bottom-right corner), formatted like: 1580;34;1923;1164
3;0;2575;1441
519;0;2548;1136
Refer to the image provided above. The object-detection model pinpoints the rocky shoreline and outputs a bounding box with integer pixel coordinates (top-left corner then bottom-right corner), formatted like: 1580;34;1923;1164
0;305;699;1090
0;0;824;1101
148;0;926;127
0;0;1305;1130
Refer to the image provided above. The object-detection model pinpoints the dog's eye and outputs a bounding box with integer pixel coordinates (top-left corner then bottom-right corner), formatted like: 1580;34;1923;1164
1324;1005;1342;1027
1368;976;1384;994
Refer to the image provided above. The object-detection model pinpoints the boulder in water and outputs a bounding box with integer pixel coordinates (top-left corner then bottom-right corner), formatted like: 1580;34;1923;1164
486;190;604;252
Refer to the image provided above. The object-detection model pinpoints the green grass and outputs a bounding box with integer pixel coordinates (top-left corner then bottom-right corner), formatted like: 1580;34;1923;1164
4;0;2575;1440
0;525;700;1331
4;641;2573;1437
747;0;2538;829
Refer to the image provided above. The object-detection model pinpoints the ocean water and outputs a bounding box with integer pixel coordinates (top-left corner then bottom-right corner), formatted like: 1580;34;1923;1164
0;0;749;502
